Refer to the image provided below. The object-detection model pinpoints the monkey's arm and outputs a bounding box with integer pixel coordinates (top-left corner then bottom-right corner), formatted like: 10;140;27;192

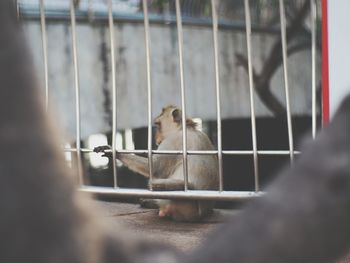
94;147;195;189
118;154;150;178
94;146;150;178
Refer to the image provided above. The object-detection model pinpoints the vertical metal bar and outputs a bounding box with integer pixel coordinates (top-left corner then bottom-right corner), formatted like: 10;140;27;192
279;0;294;162
108;0;118;188
142;0;153;189
210;0;223;192
39;0;49;110
311;0;317;139
175;0;189;191
70;0;83;185
15;0;20;21
244;0;259;192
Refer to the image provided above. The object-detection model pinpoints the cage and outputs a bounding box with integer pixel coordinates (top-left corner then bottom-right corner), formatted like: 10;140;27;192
17;0;322;202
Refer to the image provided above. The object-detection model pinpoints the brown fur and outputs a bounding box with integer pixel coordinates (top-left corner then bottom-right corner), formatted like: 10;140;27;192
96;105;219;221
154;105;197;145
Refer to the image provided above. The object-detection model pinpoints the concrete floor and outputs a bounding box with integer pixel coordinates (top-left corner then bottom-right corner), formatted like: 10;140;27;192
93;200;237;252
93;200;350;261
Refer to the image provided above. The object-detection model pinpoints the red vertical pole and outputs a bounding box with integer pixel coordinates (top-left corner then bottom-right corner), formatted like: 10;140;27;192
322;0;329;125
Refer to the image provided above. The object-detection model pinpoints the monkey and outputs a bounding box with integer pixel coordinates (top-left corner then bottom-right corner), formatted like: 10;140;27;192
94;105;219;222
5;0;350;262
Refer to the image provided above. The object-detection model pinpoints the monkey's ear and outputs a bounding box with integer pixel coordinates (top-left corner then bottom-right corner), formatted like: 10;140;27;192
171;108;182;124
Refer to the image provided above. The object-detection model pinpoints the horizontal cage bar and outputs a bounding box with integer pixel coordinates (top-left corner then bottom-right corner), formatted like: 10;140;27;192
18;6;280;34
64;147;301;155
80;186;263;201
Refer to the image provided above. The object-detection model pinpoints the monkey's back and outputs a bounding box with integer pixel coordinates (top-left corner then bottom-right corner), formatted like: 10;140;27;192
156;128;219;191
187;129;219;190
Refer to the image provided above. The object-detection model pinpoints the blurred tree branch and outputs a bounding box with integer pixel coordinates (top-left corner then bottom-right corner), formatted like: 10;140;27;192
236;0;320;116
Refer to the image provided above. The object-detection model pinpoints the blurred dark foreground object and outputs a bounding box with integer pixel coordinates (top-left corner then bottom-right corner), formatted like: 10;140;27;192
1;1;350;262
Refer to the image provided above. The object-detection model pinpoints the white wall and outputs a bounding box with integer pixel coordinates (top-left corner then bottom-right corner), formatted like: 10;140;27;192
328;0;350;117
24;21;316;140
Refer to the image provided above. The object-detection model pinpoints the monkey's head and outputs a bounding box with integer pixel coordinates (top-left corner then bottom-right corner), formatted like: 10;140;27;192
154;105;196;145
